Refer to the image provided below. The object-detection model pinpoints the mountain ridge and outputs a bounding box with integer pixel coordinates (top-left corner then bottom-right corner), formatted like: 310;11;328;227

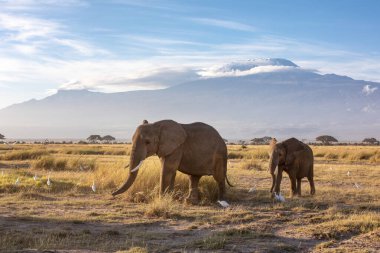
1;59;379;140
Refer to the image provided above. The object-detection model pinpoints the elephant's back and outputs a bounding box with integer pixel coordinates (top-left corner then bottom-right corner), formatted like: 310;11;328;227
181;122;225;146
179;122;227;175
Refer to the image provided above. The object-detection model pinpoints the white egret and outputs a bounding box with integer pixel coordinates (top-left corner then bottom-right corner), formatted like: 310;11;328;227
217;200;230;208
248;187;255;193
347;171;351;176
47;176;51;186
15;177;20;185
274;193;285;202
33;174;38;181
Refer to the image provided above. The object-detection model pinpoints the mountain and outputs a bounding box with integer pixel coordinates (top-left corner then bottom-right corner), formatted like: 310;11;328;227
0;59;379;140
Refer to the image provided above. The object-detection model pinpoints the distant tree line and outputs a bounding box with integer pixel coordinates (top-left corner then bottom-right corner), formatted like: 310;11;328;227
224;135;379;146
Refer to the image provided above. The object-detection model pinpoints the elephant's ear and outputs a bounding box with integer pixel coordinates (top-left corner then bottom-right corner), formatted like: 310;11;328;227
157;120;187;157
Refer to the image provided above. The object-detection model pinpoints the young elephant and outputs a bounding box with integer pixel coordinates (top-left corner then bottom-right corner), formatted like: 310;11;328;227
269;138;315;197
112;119;232;204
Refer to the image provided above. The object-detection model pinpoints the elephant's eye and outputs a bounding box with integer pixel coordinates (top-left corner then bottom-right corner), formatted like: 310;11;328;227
145;140;151;145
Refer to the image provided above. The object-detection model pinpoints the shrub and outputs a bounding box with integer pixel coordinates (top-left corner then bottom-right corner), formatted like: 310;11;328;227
324;153;339;160
32;157;97;171
2;149;49;160
227;152;244;159
240;159;263;170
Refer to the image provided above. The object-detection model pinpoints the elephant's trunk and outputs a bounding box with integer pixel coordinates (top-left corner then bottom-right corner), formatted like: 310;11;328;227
111;148;145;196
111;170;139;196
269;151;279;175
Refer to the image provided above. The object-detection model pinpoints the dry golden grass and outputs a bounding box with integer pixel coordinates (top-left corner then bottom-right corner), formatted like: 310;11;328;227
0;143;379;252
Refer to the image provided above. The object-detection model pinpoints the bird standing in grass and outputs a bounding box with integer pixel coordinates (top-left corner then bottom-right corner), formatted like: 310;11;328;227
275;193;285;202
217;200;230;208
47;176;51;186
15;177;20;185
91;181;96;192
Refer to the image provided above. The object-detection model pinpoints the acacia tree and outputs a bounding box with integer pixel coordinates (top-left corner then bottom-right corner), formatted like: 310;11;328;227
102;135;116;143
0;133;4;140
316;135;338;145
362;138;379;145
250;136;272;145
87;135;102;143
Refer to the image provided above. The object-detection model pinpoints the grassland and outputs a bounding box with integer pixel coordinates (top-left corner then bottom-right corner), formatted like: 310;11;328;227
0;143;379;252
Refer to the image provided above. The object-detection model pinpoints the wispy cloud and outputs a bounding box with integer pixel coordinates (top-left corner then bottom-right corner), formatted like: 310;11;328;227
0;0;88;10
0;12;109;56
0;13;60;41
190;17;256;32
362;84;378;95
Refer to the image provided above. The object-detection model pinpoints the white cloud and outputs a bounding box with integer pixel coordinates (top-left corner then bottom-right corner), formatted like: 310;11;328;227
0;12;109;57
362;105;374;113
190;18;256;32
198;64;298;78
0;13;60;41
362;84;378;95
0;0;87;10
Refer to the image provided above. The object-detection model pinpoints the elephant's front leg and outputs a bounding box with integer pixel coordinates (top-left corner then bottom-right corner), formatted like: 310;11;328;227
273;166;283;196
186;175;201;205
160;149;182;195
270;173;275;193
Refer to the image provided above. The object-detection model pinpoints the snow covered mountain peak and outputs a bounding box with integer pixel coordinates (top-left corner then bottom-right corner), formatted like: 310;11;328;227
199;58;300;78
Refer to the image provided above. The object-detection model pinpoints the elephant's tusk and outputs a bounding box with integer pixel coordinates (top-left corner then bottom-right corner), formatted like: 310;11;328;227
130;160;144;173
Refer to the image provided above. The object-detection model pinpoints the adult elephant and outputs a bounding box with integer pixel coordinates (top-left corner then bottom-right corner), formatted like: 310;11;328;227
269;138;315;197
112;120;232;204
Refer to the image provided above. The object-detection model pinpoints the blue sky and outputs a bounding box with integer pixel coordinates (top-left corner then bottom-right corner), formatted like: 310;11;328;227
0;0;380;109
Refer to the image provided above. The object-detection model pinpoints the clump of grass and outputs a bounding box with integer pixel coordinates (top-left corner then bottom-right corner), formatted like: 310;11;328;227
312;212;380;240
117;247;148;253
62;145;130;156
32;157;68;171
69;158;97;171
227;152;244;159
1;149;49;160
240;159;263;170
351;152;372;161
144;194;181;218
324;152;339;160
199;176;219;203
32;157;97;171
192;234;226;250
314;152;326;158
249;149;269;160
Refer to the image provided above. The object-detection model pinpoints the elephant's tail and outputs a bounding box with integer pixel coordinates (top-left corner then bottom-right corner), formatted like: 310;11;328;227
226;175;234;187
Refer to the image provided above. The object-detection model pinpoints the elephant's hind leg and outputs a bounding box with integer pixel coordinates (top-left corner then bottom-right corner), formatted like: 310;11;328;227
213;157;226;200
308;166;315;195
186;175;201;205
290;175;297;198
296;178;302;196
308;176;315;195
